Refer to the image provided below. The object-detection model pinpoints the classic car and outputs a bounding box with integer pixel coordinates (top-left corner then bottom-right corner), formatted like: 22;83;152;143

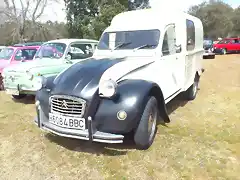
13;42;45;47
34;9;204;150
203;39;215;59
213;38;240;55
0;45;40;90
2;38;99;99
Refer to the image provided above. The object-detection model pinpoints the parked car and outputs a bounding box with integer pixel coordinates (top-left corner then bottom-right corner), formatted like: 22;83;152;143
0;45;40;90
203;39;215;59
34;9;204;150
2;39;99;98
13;42;45;47
213;38;240;55
0;46;6;52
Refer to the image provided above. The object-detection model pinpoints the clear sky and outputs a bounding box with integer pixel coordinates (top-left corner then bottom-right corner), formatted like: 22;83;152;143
4;0;240;22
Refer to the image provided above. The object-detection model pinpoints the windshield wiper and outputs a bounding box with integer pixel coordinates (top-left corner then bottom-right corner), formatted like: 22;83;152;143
134;44;157;51
113;42;132;50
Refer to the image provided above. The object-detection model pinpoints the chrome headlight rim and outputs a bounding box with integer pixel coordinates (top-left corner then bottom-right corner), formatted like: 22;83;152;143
99;79;117;98
33;76;47;91
26;71;33;80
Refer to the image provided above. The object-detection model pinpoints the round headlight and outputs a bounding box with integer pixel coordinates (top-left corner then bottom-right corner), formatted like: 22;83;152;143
26;71;33;80
33;76;46;91
99;79;117;98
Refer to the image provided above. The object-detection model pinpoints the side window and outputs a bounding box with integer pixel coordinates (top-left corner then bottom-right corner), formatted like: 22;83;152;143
14;50;22;60
68;43;93;60
14;49;37;60
186;19;195;51
162;25;176;56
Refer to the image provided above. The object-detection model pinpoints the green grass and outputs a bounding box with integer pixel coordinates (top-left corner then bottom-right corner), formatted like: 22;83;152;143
0;55;240;180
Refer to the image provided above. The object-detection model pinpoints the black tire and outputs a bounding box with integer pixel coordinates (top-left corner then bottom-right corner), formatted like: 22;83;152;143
134;96;158;150
209;55;215;59
184;77;199;101
12;94;27;99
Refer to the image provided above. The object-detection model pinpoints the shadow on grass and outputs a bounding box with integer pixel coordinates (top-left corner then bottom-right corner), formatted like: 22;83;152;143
44;94;190;156
45;133;135;156
12;95;35;104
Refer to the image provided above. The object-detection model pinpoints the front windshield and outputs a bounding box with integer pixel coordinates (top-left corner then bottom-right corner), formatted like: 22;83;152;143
98;29;160;50
0;48;14;60
218;39;230;44
203;40;213;46
35;42;67;59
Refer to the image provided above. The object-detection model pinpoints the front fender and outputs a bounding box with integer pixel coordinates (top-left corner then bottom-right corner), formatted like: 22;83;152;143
94;79;169;134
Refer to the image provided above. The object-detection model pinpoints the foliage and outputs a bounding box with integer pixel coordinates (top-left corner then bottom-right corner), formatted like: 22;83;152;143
65;0;127;40
188;0;240;39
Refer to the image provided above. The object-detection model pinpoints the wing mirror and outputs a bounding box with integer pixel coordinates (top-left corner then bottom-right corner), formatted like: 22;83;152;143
64;54;73;64
175;44;182;53
20;56;26;62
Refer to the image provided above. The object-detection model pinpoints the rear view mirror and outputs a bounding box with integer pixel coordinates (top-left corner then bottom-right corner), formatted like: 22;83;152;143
175;44;182;53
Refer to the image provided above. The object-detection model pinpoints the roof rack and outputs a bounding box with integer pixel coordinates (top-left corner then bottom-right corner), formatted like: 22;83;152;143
13;42;45;47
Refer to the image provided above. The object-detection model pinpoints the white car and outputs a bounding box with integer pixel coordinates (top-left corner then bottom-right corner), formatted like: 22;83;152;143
0;46;6;52
35;9;204;150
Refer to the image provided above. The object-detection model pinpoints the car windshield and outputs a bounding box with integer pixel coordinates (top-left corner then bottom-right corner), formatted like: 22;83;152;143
0;48;14;60
35;43;67;59
203;40;213;46
98;29;160;50
218;39;230;44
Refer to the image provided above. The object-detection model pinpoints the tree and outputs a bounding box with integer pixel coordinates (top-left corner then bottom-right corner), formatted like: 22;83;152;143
232;7;240;36
188;0;235;39
65;0;127;39
0;0;59;43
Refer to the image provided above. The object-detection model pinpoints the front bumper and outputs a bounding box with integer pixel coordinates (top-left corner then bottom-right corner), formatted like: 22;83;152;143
3;76;39;94
203;52;215;56
35;103;124;144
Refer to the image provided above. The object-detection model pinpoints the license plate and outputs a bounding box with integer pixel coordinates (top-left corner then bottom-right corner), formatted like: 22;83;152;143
49;113;85;130
6;89;19;95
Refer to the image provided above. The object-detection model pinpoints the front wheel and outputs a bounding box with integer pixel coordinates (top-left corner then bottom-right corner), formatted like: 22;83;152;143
184;77;199;100
12;94;27;99
221;48;227;55
134;96;158;150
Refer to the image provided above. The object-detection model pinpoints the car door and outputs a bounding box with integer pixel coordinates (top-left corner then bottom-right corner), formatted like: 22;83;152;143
154;24;183;99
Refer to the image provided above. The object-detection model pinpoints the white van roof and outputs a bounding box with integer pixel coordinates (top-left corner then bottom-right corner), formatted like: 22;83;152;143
108;9;202;32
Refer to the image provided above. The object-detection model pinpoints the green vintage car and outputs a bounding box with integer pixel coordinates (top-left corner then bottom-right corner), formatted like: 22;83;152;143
2;38;99;99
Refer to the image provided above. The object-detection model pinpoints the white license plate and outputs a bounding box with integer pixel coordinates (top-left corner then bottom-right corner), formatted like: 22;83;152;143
49;113;85;130
6;89;19;95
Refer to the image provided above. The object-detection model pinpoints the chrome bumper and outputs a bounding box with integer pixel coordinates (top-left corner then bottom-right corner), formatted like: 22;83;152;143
203;52;215;56
35;103;124;144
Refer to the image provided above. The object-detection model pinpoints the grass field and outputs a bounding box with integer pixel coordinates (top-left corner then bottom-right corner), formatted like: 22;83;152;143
0;54;240;180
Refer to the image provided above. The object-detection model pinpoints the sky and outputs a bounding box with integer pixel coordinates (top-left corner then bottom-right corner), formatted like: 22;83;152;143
1;0;239;22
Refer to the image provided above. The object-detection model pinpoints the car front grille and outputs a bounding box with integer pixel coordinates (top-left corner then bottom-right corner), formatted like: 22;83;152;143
50;95;86;118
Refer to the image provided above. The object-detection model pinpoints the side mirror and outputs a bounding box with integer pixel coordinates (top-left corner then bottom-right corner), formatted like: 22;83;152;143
65;54;71;61
175;44;182;53
21;56;26;62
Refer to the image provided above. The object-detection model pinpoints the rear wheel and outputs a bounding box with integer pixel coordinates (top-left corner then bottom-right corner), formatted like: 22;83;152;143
12;94;27;99
134;96;158;150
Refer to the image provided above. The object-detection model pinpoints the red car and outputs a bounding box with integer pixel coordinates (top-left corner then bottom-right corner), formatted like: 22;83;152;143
213;38;240;55
0;45;40;89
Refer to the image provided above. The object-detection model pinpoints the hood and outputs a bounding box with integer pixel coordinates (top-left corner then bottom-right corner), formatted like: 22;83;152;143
0;60;10;72
52;56;154;99
4;58;63;73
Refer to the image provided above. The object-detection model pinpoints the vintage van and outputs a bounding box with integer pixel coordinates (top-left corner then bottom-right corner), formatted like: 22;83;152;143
34;9;204;150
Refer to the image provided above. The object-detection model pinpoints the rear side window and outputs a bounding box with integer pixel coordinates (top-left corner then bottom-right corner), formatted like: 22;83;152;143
186;19;195;51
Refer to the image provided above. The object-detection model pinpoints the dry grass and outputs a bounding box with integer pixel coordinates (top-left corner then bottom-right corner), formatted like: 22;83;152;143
0;54;240;180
